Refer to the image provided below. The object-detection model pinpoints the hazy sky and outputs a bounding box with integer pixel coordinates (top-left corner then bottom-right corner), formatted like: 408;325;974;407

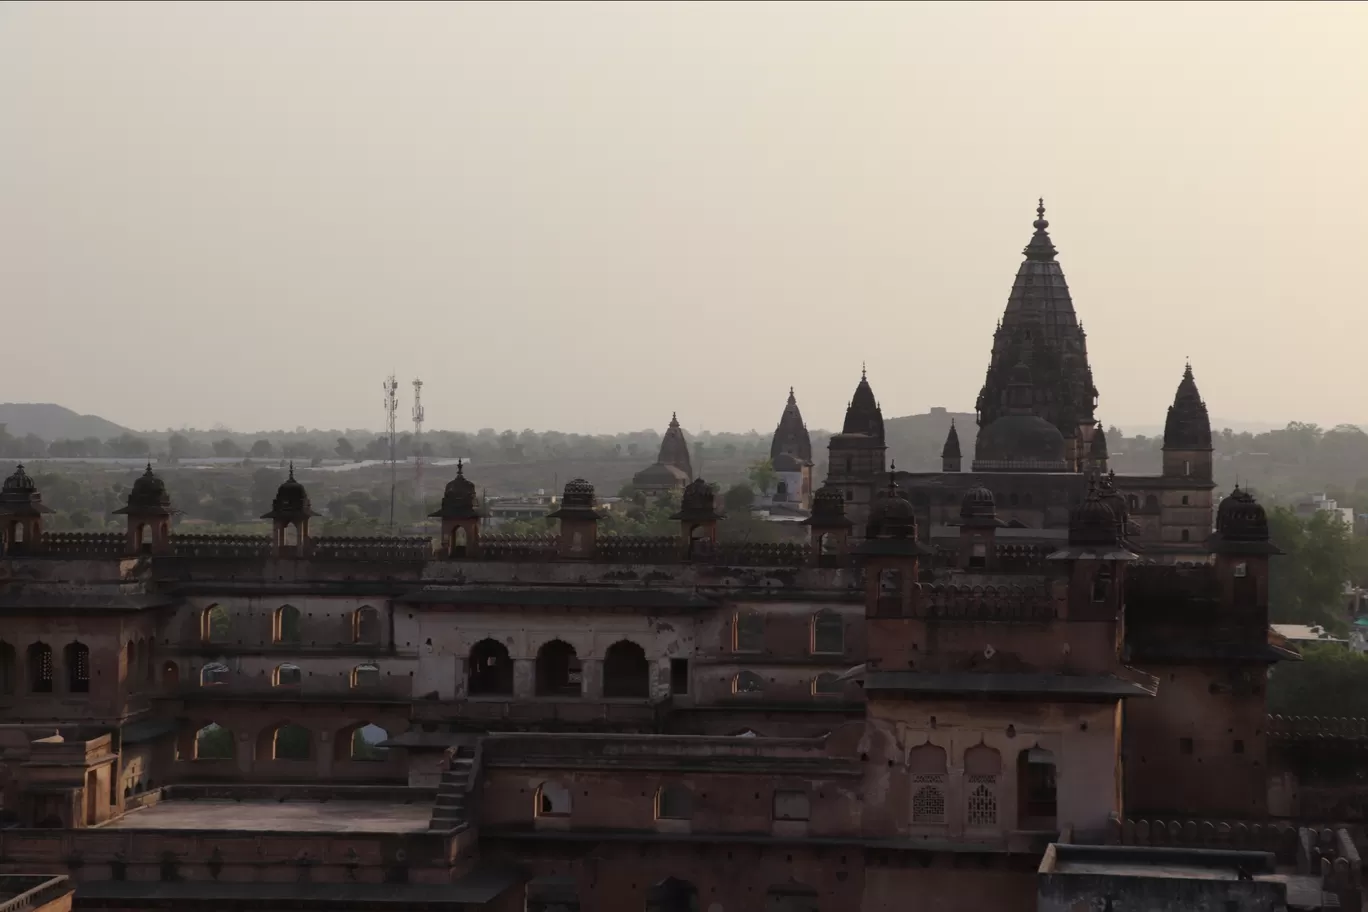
2;1;1365;435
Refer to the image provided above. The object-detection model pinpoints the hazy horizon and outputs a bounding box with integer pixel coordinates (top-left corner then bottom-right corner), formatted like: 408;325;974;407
3;1;1365;435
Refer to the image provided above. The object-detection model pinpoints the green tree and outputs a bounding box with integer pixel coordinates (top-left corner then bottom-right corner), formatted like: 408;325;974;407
248;439;274;458
1269;507;1355;632
747;459;776;495
168;433;191;462
212;438;243;458
108;433;151;458
335;437;356;460
1268;644;1368;718
723;483;755;514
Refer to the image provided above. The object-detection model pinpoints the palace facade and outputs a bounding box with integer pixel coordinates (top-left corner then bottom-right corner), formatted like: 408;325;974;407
0;205;1356;912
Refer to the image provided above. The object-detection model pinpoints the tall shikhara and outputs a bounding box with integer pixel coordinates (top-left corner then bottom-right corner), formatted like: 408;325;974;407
974;201;1098;462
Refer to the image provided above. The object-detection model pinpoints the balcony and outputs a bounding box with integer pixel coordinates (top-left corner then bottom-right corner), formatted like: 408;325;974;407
159;678;413;704
414;696;669;730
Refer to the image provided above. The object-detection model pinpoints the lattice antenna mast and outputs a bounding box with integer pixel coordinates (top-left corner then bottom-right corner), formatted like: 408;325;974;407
412;378;425;526
383;374;399;530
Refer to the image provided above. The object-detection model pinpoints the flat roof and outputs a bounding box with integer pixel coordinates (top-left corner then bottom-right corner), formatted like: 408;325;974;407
104;799;430;834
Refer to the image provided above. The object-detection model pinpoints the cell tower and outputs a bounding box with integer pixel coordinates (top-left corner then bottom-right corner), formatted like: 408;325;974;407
383;374;399;530
412;378;425;526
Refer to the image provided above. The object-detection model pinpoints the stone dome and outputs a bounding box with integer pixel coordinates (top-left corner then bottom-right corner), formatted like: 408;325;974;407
444;463;476;499
974;414;1068;466
2;464;36;496
1216;486;1269;542
868;475;917;538
430;461;482;520
812;483;845;512
672;477;724;524
262;463;316;520
562;478;595;510
1068;486;1118;548
960;485;996;521
124;464;172;511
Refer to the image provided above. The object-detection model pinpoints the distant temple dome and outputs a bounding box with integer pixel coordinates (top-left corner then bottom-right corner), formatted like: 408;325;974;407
973;414;1068;466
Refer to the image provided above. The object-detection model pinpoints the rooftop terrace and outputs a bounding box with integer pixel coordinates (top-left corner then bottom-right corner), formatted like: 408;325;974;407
105;798;431;834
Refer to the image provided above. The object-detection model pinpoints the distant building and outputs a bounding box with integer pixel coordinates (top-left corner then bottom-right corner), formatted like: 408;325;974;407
756;387;814;516
1272;623;1348;649
1291;492;1354;527
630;413;692;495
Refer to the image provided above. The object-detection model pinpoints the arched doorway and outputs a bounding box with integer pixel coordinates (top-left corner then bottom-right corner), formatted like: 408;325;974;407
535;640;581;697
602;640;649;698
467;639;513;696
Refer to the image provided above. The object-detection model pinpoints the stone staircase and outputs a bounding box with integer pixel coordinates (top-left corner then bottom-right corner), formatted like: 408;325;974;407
428;744;476;832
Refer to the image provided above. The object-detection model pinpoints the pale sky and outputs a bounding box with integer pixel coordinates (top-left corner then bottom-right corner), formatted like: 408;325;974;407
2;1;1365;435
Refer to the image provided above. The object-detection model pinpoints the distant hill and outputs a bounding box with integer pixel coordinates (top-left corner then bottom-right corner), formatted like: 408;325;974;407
884;407;978;471
0;403;133;441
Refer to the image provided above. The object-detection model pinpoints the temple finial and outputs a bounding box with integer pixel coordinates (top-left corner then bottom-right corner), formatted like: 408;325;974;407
861;362;867;380
456;459;465;477
287;461;295;481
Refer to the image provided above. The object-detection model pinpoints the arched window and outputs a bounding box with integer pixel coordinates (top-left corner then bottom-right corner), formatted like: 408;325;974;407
1145;494;1158;510
818;532;836;555
1181;529;1190;542
351;663;380;689
452;525;469;556
273;663;302;687
353;606;380;645
535;781;571;817
262;723;312;761
161;661;180;687
201;605;229;644
655;784;694;820
647;878;699;912
194;723;234;761
339;723;389;762
732;671;764;695
535;640;582;697
468;639;512;696
811;672;842;696
0;641;14;695
776;480;788;499
909;743;948;825
1018;746;1057;826
200;662;230;686
732;609;763;652
65;642;90;693
283;524;300;547
26;642;53;693
602;640;649;699
964;744;1002;828
1181;494;1190;506
274;605;301;644
879;568;902;592
811;611;844;654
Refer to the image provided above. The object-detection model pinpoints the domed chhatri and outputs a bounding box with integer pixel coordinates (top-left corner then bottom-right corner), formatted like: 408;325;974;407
867;469;917;539
671;477;724;525
261;463;316;520
0;464;52;515
1209;486;1281;555
1067;482;1120;549
959;485;999;529
115;464;174;516
3;464;37;496
548;478;600;522
430;460;483;520
804;482;851;528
